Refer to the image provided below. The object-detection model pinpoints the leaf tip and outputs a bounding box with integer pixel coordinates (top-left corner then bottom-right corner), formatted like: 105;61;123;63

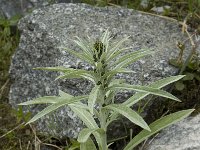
18;102;26;105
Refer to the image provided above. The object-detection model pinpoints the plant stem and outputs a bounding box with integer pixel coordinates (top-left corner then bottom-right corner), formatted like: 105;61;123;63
101;130;108;150
99;108;108;150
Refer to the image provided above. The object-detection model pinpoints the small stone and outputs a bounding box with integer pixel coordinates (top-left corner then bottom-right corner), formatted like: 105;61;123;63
151;6;171;14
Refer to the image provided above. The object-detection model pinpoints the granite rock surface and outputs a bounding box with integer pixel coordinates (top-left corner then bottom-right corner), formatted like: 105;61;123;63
9;3;199;138
0;0;80;19
144;114;200;150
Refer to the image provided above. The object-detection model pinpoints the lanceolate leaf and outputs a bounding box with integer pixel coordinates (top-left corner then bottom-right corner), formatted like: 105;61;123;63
59;90;73;99
78;128;98;143
69;105;103;148
124;75;185;107
61;47;94;65
100;29;110;45
68;140;80;150
108;79;126;87
74;36;93;53
55;70;94;81
78;128;105;144
123;109;194;150
26;95;88;124
33;67;96;83
106;47;132;63
110;84;181;102
69;105;98;129
150;75;185;88
103;68;135;79
108;75;185;128
80;73;96;84
18;96;62;105
74;38;93;58
33;66;74;72
88;85;100;115
106;36;129;62
71;102;89;110
104;104;150;131
109;49;151;68
80;137;97;150
19;90;76;106
112;50;154;69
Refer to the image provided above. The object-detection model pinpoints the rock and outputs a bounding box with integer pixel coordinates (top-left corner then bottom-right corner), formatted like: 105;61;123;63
9;3;199;139
151;6;171;14
143;114;200;150
0;0;80;19
140;0;149;8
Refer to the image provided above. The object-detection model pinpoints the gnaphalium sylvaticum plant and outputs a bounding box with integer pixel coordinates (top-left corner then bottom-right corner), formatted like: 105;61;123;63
19;30;194;150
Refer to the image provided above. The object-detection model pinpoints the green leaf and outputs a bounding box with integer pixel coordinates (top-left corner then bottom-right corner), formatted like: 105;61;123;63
33;66;75;72
80;73;96;83
34;67;96;83
111;83;181;102
108;79;126;87
88;85;100;115
74;39;93;60
0;18;6;25
182;72;194;81
150;75;185;88
106;47;131;63
109;49;151;68
169;58;182;68
18;96;62;105
4;27;11;36
112;50;154;69
124;75;185;106
106;36;130;62
56;69;90;79
108;75;185;126
68;139;80;150
78;128;97;143
9;15;21;26
71;102;89;110
100;29;110;45
18;90;76;106
25;96;87;124
60;47;94;65
123;109;194;150
104;104;150;131
59;90;74;99
80;137;97;150
55;70;94;81
2;41;12;51
104;68;135;79
69;105;103;148
78;128;104;143
175;81;185;91
69;105;98;129
194;73;200;81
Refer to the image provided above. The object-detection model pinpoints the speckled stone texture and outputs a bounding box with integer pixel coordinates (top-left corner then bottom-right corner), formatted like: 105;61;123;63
9;3;199;139
0;0;80;19
144;114;200;150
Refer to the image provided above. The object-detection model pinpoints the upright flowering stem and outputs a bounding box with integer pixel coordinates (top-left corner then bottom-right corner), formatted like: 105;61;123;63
93;41;109;149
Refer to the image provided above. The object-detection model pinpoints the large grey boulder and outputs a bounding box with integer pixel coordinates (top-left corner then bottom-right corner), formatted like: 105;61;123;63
0;0;80;19
9;3;199;139
144;114;200;150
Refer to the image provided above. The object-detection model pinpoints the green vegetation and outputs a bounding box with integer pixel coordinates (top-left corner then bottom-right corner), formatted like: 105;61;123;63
19;30;194;150
0;0;199;149
0;15;20;102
